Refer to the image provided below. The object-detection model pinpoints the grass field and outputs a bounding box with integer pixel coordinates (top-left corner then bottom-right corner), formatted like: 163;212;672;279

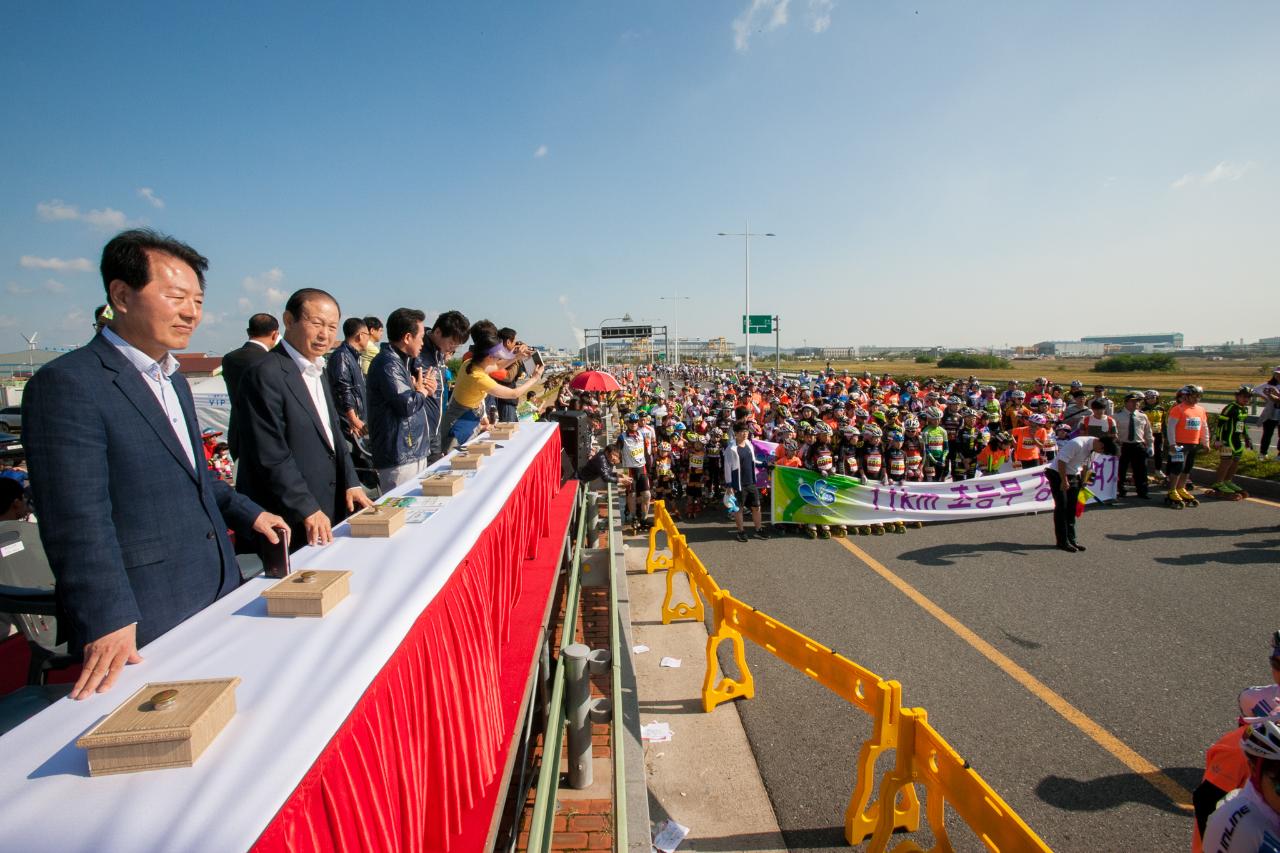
767;356;1277;398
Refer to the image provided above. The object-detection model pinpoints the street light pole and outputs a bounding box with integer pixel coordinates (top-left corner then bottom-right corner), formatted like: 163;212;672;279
717;221;775;374
659;292;690;368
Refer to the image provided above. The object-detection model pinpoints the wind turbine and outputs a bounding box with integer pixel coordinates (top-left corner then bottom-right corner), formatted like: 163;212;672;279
22;332;39;351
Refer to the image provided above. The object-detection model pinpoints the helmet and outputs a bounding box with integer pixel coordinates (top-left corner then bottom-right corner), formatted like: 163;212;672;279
995;431;1013;444
962;407;977;417
1144;389;1159;398
659;441;671;452
625;413;640;423
947;395;963;406
923;406;943;420
674;422;686;432
839;424;859;438
1242;719;1280;760
782;439;799;453
1181;384;1204;396
1011;390;1026;399
1237;384;1255;396
862;424;883;439
1070;380;1084;389
903;415;920;431
1240;684;1280;718
886;429;904;442
774;423;795;437
1028;414;1047;425
813;422;833;436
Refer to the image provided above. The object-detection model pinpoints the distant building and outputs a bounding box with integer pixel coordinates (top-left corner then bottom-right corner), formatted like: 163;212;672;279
1081;332;1184;349
1034;341;1106;357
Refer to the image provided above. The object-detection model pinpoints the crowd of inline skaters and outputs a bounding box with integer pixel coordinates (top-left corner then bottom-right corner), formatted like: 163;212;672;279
558;362;1280;851
565;363;1268;541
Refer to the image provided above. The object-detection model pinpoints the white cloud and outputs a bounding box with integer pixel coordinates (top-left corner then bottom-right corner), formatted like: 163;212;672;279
35;198;129;231
137;187;165;208
43;279;66;293
239;268;288;314
36;199;80;222
20;255;93;272
807;0;833;33
1171;160;1256;190
59;309;87;331
0;314;17;330
242;268;285;293
534;144;548;159
6;282;33;295
733;0;791;52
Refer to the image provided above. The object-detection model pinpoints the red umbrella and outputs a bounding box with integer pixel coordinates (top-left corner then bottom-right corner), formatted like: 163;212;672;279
569;370;622;393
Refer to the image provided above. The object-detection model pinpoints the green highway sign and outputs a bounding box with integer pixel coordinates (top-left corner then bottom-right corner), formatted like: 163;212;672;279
742;314;773;334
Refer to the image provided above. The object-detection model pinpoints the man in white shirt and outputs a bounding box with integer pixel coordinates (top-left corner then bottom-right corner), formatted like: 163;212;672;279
1047;434;1117;553
236;289;373;550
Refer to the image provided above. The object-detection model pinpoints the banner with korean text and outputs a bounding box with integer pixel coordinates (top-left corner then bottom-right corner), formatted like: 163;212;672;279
771;455;1118;526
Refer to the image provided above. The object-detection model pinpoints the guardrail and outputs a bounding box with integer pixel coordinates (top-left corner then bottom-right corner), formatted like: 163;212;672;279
645;500;1052;851
525;483;629;853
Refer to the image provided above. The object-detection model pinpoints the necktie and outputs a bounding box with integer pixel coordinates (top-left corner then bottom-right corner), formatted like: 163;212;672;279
1128;412;1136;441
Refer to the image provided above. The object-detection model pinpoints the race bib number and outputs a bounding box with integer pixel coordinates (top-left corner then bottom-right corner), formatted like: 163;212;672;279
1022;435;1036;448
1235;421;1245;434
889;456;905;475
1185;417;1202;432
689;453;704;469
865;451;882;474
1170;446;1185;463
926;436;945;452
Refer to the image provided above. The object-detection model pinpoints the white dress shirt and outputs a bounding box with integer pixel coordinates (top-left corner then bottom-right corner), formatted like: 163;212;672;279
280;339;335;449
103;327;198;471
1054;435;1097;475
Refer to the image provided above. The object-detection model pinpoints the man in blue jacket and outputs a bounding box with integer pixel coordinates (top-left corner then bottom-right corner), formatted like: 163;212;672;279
22;229;287;700
366;308;435;491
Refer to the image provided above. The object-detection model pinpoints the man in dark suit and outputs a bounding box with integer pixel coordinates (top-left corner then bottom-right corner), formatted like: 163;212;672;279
23;229;288;700
221;313;279;460
236;289;373;551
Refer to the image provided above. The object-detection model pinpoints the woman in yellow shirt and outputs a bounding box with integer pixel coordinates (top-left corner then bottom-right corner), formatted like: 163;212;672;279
440;329;544;453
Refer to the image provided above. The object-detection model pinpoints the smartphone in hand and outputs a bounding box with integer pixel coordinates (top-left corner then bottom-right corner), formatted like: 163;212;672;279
262;533;291;579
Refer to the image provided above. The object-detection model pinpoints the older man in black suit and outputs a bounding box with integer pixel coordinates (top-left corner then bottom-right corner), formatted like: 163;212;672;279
236;289;373;551
221;313;279;460
23;229;288;700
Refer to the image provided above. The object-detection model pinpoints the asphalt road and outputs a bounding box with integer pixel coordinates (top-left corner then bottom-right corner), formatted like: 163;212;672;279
655;490;1280;852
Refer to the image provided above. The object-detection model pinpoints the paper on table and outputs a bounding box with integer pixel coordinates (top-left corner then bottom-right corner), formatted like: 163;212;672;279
659;656;681;668
641;721;673;743
652;818;690;853
632;644;650;654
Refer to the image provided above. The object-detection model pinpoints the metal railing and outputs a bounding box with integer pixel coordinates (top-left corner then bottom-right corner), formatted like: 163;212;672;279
525;482;628;852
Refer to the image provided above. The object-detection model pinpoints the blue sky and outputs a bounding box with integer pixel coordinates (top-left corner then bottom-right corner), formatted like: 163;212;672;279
2;1;1276;353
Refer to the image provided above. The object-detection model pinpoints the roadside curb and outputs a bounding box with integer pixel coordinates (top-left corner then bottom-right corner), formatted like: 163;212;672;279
1190;467;1280;501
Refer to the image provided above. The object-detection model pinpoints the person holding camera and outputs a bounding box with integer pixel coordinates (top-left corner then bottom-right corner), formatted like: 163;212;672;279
439;324;544;454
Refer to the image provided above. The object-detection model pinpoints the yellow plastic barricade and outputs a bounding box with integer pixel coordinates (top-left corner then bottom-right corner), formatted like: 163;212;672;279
713;595;921;844
869;707;1051;853
643;507;1047;852
702;591;756;712
661;535;705;624
645;501;675;574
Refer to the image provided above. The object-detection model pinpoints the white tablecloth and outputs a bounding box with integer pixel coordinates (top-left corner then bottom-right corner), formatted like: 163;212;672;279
0;423;557;852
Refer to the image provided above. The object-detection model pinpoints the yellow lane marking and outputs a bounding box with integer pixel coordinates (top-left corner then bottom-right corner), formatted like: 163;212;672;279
1244;495;1280;508
835;537;1194;812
